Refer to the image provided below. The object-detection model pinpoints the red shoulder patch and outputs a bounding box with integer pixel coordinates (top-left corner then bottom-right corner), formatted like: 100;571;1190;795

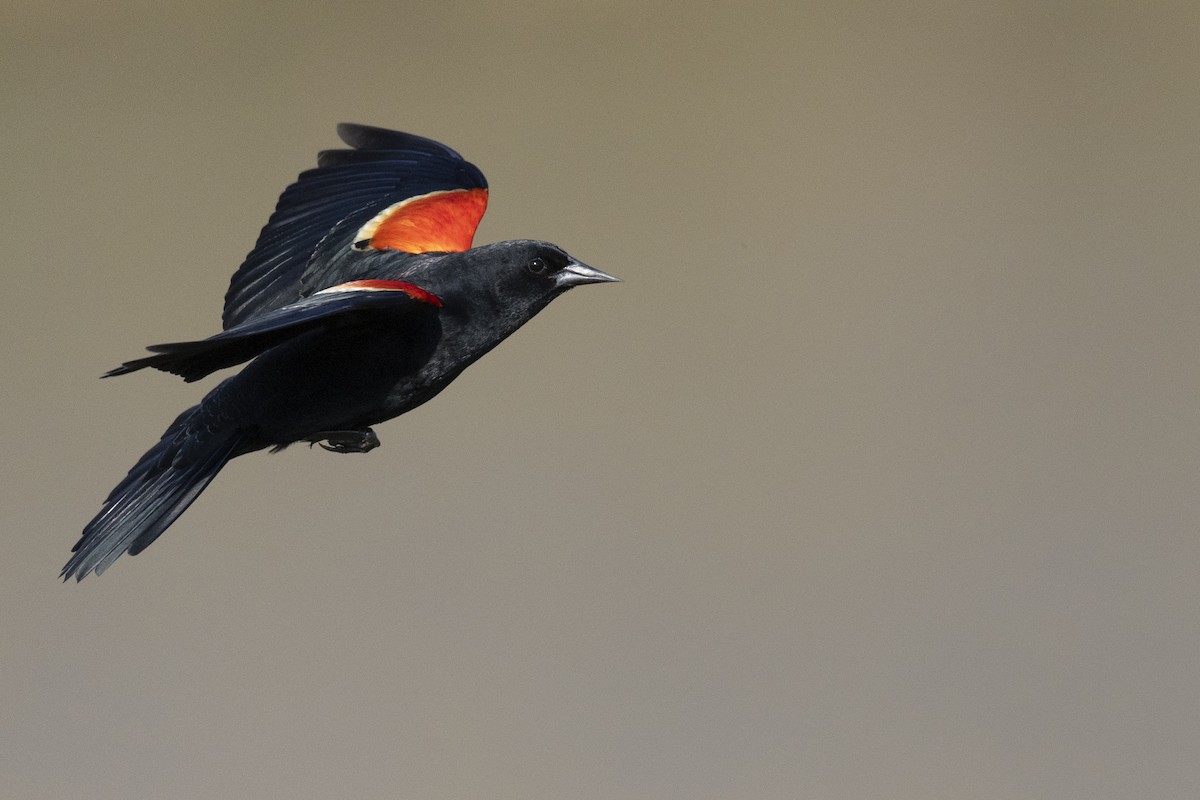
353;188;488;254
315;280;443;307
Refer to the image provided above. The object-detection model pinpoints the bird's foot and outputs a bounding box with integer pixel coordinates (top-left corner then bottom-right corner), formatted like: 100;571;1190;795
306;428;381;454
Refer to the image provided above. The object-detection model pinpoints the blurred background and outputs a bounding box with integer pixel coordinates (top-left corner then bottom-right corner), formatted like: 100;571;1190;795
3;2;1199;798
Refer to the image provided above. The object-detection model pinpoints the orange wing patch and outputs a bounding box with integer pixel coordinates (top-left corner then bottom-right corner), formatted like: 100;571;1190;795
353;188;488;254
314;279;443;307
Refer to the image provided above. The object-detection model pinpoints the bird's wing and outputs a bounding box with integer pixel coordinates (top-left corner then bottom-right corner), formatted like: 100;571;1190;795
222;124;487;329
113;280;443;383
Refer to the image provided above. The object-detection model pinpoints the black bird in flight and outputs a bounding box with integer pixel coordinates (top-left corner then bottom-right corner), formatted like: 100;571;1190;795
64;124;618;580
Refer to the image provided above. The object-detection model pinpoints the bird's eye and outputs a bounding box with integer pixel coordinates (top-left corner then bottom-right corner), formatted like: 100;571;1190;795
526;257;549;276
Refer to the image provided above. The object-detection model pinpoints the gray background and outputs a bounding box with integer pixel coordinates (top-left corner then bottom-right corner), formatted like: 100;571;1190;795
4;2;1199;798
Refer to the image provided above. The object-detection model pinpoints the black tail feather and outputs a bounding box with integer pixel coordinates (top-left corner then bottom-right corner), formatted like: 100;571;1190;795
63;406;244;581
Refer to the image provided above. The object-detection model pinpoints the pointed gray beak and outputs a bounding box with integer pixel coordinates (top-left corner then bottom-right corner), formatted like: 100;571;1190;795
555;260;621;289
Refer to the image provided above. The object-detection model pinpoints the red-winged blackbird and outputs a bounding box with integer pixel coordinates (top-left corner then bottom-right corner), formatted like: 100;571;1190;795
63;124;618;580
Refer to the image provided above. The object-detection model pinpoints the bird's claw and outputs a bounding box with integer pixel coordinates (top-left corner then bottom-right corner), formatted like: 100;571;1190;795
307;428;380;454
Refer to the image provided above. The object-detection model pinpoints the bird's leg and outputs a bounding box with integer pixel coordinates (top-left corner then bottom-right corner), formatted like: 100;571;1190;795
305;428;381;454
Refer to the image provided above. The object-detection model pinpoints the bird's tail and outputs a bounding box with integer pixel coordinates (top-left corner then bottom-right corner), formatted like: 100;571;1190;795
63;404;246;581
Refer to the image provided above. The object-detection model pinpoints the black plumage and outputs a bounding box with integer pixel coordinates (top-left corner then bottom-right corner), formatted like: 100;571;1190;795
64;125;617;580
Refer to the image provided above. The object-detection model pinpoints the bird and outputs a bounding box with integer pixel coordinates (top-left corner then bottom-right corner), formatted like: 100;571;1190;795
63;123;619;581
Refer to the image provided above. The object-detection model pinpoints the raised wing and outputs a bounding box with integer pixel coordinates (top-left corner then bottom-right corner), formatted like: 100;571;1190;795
114;280;443;383
222;124;487;330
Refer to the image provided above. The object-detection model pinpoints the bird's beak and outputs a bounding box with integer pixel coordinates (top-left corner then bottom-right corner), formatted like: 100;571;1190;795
556;260;621;289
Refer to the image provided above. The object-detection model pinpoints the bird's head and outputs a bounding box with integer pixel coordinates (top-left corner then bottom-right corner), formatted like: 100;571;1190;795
426;240;619;326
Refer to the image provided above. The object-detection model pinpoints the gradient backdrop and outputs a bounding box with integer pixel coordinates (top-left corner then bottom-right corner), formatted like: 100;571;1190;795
3;2;1199;798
